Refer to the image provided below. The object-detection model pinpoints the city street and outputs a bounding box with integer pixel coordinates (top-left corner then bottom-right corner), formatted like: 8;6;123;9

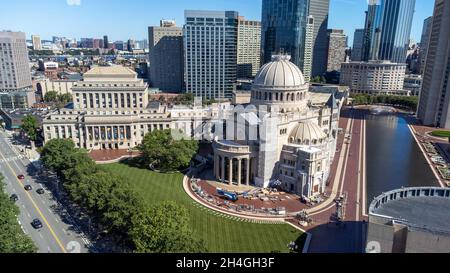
0;130;90;253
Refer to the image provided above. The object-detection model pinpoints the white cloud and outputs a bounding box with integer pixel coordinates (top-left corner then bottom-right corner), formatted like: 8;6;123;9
66;0;81;6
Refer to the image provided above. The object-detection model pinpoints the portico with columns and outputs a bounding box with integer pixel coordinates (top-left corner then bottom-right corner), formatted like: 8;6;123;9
213;140;257;186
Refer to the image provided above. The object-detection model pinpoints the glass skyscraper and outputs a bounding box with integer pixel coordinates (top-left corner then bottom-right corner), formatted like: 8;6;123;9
362;0;416;63
261;0;329;79
261;0;310;72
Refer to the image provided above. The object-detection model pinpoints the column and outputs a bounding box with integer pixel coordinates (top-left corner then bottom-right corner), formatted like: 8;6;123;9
221;156;225;182
246;157;250;186
237;158;242;186
65;126;70;139
214;154;219;179
86;94;91;109
105;93;109;109
228;158;233;185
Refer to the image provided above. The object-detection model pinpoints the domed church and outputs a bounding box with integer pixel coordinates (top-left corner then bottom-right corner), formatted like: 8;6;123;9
212;55;346;198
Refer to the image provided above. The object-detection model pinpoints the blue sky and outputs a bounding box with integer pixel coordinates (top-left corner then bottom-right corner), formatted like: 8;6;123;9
0;0;434;45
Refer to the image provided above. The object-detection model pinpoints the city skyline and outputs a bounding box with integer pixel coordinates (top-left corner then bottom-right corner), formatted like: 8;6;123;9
0;0;434;45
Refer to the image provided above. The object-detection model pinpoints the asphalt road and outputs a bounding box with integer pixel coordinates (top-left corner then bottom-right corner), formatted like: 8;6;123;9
0;130;90;253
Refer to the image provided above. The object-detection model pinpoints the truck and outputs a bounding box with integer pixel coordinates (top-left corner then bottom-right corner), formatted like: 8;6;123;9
216;188;238;202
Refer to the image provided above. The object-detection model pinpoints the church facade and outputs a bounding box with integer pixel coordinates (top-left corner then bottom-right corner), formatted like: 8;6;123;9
212;55;346;198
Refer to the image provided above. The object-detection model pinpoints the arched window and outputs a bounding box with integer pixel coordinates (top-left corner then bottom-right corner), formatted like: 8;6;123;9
280;93;284;101
269;93;272;100
275;93;279;101
286;93;290;101
265;92;268;100
291;93;295;101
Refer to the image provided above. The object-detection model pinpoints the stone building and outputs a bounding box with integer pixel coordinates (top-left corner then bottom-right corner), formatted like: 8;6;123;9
212;55;346;198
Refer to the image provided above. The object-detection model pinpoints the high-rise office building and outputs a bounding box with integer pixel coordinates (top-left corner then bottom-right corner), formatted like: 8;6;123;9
303;15;314;81
148;20;183;92
80;38;94;49
362;0;415;63
103;35;109;49
352;29;364;61
261;0;310;76
417;0;450;128
237;16;261;79
93;39;103;49
261;0;329;78
325;29;347;72
0;31;35;109
114;41;125;51
31;35;42;50
127;39;136;52
419;16;433;75
309;0;330;77
184;10;238;99
135;40;148;51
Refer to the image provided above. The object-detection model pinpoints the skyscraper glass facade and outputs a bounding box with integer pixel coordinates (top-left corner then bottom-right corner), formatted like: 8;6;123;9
363;0;416;63
261;0;310;70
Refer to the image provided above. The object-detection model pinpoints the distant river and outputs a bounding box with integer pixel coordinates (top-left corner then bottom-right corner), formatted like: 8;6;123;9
365;111;439;209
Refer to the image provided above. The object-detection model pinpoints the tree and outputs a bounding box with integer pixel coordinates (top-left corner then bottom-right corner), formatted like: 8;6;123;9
21;115;39;143
64;171;144;242
139;129;198;172
61;151;97;181
57;93;73;104
40;139;76;176
44;91;58;102
0;175;37;253
130;201;207;253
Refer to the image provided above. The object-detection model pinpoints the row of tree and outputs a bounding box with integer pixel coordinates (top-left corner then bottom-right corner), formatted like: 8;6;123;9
154;93;218;106
43;91;73;106
40;138;205;252
0;175;37;253
350;94;418;111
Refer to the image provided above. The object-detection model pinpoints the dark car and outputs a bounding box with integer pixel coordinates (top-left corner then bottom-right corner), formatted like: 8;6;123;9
31;219;43;229
17;174;25;180
10;194;18;202
24;185;32;191
36;188;45;195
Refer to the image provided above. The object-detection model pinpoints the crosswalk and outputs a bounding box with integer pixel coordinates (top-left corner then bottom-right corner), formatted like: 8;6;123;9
0;155;25;163
191;201;285;225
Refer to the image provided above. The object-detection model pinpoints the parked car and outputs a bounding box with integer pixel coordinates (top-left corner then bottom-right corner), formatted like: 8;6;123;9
36;188;45;195
24;185;32;191
17;174;25;180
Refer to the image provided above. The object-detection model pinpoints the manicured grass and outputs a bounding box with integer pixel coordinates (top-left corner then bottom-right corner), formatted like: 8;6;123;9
101;162;304;253
431;130;450;138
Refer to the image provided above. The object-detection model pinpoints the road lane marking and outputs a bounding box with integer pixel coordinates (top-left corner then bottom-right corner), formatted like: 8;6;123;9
362;118;368;217
0;148;67;253
356;118;362;221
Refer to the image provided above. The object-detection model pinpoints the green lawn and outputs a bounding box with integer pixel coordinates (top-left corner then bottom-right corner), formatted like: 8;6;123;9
431;130;450;138
101;162;304;253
